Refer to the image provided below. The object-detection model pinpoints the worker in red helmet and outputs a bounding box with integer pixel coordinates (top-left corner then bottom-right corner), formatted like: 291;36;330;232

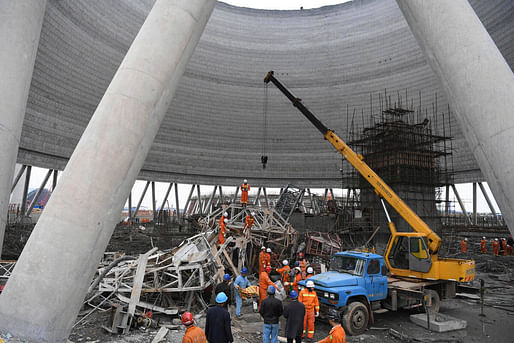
240;179;250;208
298;252;307;279
259;265;276;310
181;312;207;343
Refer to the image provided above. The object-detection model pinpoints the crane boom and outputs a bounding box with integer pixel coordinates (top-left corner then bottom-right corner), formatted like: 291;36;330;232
264;71;442;253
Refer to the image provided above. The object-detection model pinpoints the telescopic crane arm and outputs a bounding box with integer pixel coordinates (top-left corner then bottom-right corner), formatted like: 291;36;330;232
264;71;442;254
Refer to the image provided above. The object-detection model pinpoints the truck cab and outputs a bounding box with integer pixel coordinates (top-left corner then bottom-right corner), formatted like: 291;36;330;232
299;251;388;335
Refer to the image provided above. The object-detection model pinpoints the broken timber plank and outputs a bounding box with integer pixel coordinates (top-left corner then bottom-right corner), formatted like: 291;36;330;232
222;249;240;278
151;326;169;343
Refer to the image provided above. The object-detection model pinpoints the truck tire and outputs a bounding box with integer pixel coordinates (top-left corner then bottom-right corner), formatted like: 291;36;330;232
424;289;440;313
342;301;369;336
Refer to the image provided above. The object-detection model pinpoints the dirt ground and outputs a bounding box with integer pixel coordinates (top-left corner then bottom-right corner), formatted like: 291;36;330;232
67;264;514;343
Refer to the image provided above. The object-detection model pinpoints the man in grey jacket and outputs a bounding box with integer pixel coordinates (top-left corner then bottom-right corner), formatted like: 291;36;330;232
283;290;305;343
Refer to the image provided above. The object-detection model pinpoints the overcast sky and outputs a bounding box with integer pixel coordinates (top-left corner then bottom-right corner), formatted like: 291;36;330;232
222;0;350;10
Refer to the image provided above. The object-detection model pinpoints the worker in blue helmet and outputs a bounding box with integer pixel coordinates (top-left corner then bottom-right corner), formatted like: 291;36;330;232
283;290;305;343
234;267;251;319
259;286;283;343
215;274;232;310
206;292;233;343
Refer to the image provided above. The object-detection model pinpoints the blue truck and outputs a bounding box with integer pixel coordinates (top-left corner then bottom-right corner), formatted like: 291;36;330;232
299;250;453;336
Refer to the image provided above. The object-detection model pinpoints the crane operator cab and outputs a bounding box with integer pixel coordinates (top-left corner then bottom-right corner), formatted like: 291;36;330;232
387;234;432;273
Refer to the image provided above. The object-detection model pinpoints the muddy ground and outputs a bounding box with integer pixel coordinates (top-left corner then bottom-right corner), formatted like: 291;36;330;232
67;261;514;343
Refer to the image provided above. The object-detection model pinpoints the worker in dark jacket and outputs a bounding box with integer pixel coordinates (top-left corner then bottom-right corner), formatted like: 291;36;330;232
259;285;283;343
283;290;305;343
205;292;234;343
215;274;232;308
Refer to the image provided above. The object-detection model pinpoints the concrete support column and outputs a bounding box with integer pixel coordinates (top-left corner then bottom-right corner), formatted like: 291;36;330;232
0;0;217;341
396;0;514;236
0;1;47;257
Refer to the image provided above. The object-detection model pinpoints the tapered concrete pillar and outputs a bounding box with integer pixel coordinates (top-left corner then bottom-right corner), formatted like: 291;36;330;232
0;0;216;341
0;1;47;257
396;0;514;236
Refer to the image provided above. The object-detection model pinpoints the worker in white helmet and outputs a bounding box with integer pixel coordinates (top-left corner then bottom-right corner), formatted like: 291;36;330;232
480;236;487;253
306;266;315;279
259;246;270;274
219;211;229;230
276;260;291;293
240;179;250;208
244;212;255;239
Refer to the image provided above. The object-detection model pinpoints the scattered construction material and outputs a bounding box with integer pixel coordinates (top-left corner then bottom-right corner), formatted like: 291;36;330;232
409;313;467;332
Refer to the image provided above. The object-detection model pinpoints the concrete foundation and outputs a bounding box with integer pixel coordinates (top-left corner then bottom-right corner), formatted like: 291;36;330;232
0;0;216;341
0;1;47;257
410;313;467;332
396;0;514;237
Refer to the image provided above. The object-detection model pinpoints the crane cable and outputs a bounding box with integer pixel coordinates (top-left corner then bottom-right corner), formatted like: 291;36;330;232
261;82;269;168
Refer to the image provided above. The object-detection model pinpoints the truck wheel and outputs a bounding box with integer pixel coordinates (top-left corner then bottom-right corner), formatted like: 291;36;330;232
424;289;440;313
342;301;369;336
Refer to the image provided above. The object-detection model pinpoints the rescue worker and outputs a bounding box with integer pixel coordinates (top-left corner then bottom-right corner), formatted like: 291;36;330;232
501;238;508;256
215;274;232;309
205;292;233;343
218;218;228;245
259;246;269;274
241;179;250;208
283;290;305;343
306;266;315;279
292;267;302;293
259;266;277;309
507;235;514;256
317;309;346;343
219;211;229;228
460;238;467;253
492;238;500;256
480;237;487;254
234;267;251;319
276;260;291;293
299;280;319;340
181;312;207;343
259;286;283;343
298;252;307;279
266;248;272;268
244;212;255;238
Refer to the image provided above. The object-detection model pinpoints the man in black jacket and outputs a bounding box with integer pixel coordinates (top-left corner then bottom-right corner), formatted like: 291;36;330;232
259;285;283;343
283;290;305;343
205;292;233;343
215;274;232;309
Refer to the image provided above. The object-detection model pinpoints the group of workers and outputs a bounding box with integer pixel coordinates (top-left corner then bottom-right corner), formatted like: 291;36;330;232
182;278;345;343
218;209;255;245
461;236;514;256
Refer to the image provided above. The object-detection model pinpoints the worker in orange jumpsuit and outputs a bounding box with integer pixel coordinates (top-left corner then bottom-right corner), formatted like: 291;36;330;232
218;218;228;245
219;211;228;229
259;266;276;309
292;267;302;293
276;260;291;292
299;280;319;340
318;309;346;343
243;212;255;238
181;312;207;343
480;237;487;254
298;252;307;279
306;266;315;279
259;246;270;274
501;238;508;256
240;179;250;208
492;238;500;256
460;238;467;253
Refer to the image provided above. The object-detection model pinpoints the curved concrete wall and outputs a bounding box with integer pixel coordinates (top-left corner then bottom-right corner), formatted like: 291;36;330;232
18;0;514;187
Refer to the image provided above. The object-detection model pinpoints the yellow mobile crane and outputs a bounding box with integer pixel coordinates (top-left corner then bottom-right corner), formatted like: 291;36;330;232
264;71;475;282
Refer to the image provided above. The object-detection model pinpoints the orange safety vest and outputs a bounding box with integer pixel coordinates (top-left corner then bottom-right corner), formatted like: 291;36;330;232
318;325;346;343
492;241;500;255
293;272;302;292
306;274;314;279
218;221;226;245
460;240;467;253
299;259;307;278
276;265;291;284
480;239;486;252
218;215;226;228
182;325;207;343
244;215;254;229
299;288;319;312
241;184;250;203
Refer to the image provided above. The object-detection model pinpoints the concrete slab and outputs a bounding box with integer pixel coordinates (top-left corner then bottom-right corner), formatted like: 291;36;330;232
410;312;467;332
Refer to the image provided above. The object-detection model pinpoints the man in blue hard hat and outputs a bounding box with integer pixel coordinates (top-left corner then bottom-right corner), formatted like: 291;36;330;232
215;274;232;310
259;285;283;343
234;267;251;319
283;290;305;343
205;292;234;343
